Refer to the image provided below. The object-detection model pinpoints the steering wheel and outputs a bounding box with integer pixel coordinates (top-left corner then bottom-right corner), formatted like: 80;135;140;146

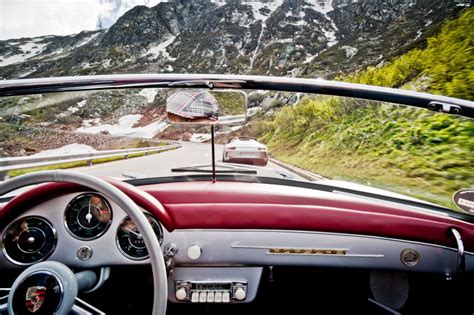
0;170;168;315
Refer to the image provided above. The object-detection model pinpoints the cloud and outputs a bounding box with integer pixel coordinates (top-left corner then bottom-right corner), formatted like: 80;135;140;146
0;0;166;40
0;0;103;39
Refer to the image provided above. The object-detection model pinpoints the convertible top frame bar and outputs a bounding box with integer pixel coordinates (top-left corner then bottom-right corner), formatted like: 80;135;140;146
1;74;473;118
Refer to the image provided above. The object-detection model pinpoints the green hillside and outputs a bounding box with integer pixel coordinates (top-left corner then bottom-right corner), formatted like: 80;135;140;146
253;8;474;209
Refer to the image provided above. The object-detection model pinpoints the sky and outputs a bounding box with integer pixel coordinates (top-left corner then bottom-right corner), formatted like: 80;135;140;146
0;0;164;40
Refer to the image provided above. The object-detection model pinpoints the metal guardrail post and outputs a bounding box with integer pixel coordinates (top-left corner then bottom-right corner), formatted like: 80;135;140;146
0;171;9;181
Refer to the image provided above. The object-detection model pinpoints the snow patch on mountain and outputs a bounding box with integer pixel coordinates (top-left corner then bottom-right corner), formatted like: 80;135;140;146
0;42;49;67
76;33;101;48
77;114;168;139
142;35;176;60
305;0;334;14
246;0;284;22
247;0;285;71
210;0;227;7
139;89;158;103
340;45;358;58
190;133;212;143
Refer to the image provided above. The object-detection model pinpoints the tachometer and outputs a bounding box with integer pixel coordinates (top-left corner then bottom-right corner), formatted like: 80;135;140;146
116;213;163;260
64;193;112;240
2;216;57;265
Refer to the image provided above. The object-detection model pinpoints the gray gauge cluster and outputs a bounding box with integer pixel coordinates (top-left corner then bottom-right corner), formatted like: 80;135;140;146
116;213;163;260
1;192;165;266
2;216;57;265
64;193;112;240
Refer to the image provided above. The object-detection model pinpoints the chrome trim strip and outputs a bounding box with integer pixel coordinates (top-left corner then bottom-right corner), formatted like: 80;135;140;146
368;298;401;315
231;245;384;257
451;228;464;272
231;244;350;251
179;228;460;253
265;252;384;258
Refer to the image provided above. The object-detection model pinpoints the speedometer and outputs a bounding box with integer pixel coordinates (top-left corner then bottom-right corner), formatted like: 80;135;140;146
116;213;163;260
2;216;57;265
64;193;112;240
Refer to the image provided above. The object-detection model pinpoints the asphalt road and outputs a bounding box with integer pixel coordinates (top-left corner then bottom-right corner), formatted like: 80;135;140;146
74;141;307;181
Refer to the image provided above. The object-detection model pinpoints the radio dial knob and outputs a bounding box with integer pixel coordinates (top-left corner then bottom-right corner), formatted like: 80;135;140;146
176;287;187;301
234;287;246;301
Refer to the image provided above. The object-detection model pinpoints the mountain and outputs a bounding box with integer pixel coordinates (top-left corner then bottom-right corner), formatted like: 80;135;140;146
0;0;469;80
248;7;474;208
96;0;166;30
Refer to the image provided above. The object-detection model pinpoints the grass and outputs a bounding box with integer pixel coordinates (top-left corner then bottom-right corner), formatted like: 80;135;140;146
251;9;474;210
212;92;247;116
255;100;473;209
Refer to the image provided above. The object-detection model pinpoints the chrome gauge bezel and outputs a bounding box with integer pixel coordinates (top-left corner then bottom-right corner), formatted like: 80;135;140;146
64;192;113;241
116;213;163;261
1;216;58;266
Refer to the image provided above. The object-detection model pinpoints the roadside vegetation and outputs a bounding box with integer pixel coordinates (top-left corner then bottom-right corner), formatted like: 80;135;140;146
253;8;474;209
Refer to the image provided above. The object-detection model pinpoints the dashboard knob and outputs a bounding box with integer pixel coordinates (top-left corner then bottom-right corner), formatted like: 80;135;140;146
234;287;246;301
175;287;187;301
164;243;179;257
187;245;202;260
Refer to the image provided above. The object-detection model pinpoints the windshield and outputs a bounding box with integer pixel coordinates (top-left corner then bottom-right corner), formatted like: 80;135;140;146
0;1;473;214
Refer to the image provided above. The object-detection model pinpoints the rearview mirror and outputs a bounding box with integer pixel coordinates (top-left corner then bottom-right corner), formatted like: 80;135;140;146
166;90;247;125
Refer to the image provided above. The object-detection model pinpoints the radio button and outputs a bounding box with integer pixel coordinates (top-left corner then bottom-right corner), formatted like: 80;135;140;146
191;291;199;303
207;291;215;303
214;291;222;303
199;291;207;303
222;291;230;303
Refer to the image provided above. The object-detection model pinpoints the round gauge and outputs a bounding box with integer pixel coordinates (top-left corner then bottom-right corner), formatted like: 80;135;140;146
2;216;57;265
64;193;112;240
116;213;163;260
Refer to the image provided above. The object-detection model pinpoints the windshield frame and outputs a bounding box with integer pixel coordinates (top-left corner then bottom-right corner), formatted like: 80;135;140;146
1;74;473;119
1;74;473;216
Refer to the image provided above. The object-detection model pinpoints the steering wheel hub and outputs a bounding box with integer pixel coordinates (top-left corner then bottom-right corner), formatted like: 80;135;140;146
8;261;77;315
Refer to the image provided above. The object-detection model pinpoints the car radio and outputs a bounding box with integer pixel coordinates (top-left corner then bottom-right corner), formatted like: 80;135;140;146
174;281;247;303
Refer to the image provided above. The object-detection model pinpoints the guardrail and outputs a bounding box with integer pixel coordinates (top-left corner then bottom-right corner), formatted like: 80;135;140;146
0;142;182;180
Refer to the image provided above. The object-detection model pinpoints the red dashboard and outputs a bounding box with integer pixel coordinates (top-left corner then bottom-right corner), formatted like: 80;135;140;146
1;179;473;251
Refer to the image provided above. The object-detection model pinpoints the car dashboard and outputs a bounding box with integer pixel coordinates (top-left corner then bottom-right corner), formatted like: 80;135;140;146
1;178;473;313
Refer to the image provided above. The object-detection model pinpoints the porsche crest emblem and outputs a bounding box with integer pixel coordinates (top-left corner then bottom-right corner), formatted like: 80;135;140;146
25;286;46;313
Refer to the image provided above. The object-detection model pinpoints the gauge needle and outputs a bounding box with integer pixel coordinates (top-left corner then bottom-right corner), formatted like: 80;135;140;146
124;227;142;238
86;199;92;224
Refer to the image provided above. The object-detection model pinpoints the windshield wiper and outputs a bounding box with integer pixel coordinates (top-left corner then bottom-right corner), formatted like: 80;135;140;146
172;164;257;175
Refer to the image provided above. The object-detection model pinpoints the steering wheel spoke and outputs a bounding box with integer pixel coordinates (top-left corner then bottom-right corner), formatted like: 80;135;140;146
72;297;106;315
0;288;10;312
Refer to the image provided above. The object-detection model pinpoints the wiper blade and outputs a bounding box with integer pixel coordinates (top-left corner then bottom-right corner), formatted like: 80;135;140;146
122;171;147;179
171;164;257;175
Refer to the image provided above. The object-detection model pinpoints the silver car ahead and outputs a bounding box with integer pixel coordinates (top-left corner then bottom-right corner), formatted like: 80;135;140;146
222;137;268;166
